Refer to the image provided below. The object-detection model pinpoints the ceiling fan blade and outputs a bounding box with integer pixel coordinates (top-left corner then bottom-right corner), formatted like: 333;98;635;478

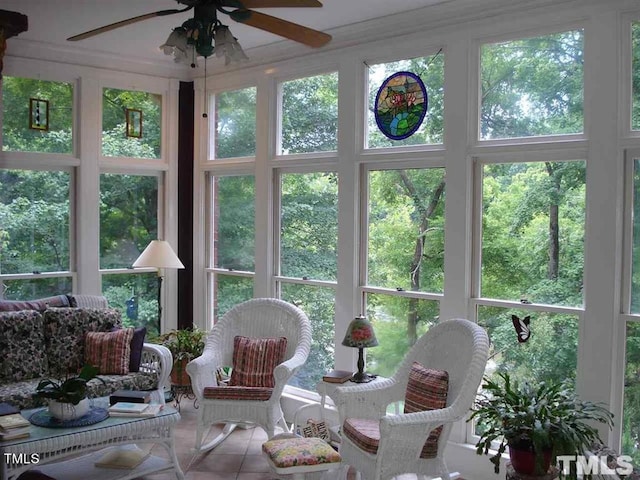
239;0;323;7
67;7;192;42
230;10;331;48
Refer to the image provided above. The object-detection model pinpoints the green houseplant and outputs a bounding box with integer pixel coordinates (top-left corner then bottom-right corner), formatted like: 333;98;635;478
159;328;206;386
468;372;613;478
33;364;105;420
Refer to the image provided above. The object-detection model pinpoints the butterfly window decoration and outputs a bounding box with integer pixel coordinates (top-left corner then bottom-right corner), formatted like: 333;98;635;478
511;314;531;343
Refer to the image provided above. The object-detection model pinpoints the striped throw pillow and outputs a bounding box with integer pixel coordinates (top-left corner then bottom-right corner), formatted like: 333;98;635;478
229;336;288;388
85;328;134;374
404;362;449;458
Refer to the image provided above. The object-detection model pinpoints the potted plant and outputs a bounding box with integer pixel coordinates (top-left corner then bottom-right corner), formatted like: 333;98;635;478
33;364;105;421
159;328;206;386
468;372;613;478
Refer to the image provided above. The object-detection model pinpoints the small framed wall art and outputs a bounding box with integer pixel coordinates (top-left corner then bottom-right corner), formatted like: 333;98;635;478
126;108;143;138
29;98;49;131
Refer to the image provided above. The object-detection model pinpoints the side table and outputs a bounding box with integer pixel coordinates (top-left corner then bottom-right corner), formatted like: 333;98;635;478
170;383;198;412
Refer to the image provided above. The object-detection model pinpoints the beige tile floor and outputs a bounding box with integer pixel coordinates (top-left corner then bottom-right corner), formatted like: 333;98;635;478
143;398;424;480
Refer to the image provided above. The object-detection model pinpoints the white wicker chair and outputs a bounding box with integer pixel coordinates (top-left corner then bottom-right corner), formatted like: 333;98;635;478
186;298;312;452
332;318;489;480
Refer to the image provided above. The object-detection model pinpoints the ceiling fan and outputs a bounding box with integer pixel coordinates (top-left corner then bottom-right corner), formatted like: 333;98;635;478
67;0;331;65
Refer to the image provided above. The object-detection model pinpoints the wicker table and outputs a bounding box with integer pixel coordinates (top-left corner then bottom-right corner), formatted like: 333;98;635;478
0;398;184;480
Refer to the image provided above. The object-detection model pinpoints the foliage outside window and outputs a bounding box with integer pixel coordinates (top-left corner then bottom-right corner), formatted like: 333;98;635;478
213;87;256;159
480;30;583;140
364;167;444;376
280;72;338;154
481;161;586;307
0;278;72;301
477;306;578;388
2;77;73;154
102;88;162;159
280;172;338;281
282;283;336;390
209;175;256;324
278;171;338;389
365;293;438;377
623;322;640;464
0;170;70;278
102;272;159;337
367;168;445;292
632;23;640;131
100;174;158;269
367;53;444;148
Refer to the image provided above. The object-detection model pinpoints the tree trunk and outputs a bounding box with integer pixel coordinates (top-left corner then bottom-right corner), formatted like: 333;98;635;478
546;162;560;280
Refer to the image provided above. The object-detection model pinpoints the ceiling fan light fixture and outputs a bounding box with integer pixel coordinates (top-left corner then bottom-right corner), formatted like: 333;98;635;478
159;27;197;65
214;25;248;66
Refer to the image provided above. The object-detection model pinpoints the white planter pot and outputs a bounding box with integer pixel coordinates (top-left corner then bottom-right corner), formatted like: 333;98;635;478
48;398;90;421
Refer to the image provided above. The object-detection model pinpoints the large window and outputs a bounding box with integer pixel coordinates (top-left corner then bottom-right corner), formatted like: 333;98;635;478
100;173;159;335
2;77;74;154
208;174;256;322
212;87;257;159
280;72;338;155
277;172;338;389
480;29;584;140
367;53;444;148
102;88;162;159
622;156;640;465
0;169;71;299
363;166;445;375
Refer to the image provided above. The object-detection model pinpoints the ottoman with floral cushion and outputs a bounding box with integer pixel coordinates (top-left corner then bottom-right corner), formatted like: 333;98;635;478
0;305;172;410
262;433;344;480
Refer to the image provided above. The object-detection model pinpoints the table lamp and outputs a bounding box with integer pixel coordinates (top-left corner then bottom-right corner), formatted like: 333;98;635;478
342;315;378;383
133;240;184;333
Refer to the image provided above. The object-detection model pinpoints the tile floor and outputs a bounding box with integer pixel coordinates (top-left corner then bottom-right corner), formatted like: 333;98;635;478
144;398;424;480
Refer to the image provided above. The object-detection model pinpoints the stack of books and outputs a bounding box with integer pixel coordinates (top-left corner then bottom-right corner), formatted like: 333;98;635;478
0;408;30;441
322;369;353;384
108;402;163;418
109;390;151;406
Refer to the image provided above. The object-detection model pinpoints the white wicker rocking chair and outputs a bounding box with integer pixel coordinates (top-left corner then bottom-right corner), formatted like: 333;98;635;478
186;298;312;452
332;318;489;480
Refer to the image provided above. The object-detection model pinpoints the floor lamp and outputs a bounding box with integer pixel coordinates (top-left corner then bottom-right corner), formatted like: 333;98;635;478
133;240;184;334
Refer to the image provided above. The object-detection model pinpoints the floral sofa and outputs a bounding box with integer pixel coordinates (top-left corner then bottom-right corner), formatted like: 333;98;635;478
0;296;172;410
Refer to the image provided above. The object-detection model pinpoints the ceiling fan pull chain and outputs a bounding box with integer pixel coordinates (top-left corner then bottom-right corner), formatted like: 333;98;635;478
203;57;208;119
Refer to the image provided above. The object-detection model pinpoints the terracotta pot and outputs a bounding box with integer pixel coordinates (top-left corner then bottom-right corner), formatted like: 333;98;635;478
49;397;90;421
509;444;552;475
171;358;191;386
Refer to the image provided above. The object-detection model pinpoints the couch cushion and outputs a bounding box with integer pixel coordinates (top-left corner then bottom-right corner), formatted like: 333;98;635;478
111;326;147;372
0;311;48;383
85;328;134;374
229;336;288;388
0;372;157;411
0;295;70;312
43;308;122;375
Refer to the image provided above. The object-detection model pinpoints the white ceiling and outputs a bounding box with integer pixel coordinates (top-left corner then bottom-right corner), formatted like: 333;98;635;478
3;0;454;74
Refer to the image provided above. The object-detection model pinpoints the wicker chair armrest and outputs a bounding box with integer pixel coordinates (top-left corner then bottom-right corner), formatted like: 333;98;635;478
140;343;172;405
186;350;223;400
334;378;400;419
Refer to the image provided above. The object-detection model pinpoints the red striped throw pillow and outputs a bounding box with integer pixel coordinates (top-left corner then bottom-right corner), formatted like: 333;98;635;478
85;328;134;374
404;362;449;458
229;336;288;388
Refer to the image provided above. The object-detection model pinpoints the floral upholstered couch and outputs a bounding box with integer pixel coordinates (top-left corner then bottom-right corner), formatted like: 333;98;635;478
0;296;172;410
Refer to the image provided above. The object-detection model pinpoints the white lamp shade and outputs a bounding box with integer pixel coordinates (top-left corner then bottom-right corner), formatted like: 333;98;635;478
132;240;184;269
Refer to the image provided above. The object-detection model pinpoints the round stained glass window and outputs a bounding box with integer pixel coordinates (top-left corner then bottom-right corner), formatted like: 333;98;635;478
374;71;428;141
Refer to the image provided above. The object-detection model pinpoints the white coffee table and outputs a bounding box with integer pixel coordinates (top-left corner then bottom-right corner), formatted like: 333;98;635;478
0;398;184;480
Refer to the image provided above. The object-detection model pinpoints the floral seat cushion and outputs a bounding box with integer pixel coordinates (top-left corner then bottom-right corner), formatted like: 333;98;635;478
262;434;341;471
